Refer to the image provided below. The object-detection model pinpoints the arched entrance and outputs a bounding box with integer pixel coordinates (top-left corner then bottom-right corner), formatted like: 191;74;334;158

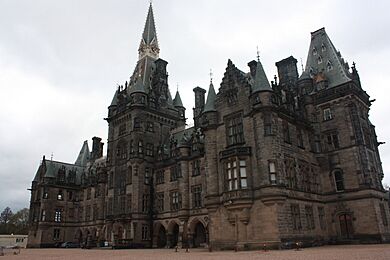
339;214;353;239
157;225;167;248
168;222;179;248
193;222;207;248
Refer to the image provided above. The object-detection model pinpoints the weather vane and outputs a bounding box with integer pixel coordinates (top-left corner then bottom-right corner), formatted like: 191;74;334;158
209;69;213;83
256;46;260;61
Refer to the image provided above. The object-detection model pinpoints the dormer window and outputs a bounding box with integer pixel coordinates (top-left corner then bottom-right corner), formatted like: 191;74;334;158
309;67;314;78
312;47;318;56
327;61;333;71
321;43;326;52
318;55;323;64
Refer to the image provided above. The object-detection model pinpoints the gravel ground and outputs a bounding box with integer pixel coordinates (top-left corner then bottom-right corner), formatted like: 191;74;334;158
2;244;390;260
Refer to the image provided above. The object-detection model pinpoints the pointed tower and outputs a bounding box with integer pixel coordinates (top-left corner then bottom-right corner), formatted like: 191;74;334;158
304;27;352;89
173;90;186;122
138;3;159;60
75;140;90;166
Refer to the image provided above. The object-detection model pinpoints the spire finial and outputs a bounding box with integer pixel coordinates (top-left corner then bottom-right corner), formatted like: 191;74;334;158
300;58;304;73
256;46;260;62
209;69;213;84
176;82;179;92
50;152;53;161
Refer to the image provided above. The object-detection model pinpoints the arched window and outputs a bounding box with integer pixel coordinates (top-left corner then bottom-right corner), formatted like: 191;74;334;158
333;169;344;191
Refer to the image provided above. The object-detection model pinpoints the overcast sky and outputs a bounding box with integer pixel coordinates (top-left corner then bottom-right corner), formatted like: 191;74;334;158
1;0;390;211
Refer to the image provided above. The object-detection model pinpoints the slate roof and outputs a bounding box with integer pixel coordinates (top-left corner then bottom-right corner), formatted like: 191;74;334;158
75;140;90;167
251;60;272;93
173;90;183;107
204;82;217;112
304;27;352;88
141;3;159;48
44;160;85;185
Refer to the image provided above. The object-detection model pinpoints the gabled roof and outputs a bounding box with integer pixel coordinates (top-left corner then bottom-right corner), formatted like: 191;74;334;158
304;27;352;88
252;60;272;93
75;140;90;167
204;82;217;112
173;90;183;107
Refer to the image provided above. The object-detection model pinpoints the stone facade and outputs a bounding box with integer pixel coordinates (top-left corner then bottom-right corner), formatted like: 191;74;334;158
27;4;390;249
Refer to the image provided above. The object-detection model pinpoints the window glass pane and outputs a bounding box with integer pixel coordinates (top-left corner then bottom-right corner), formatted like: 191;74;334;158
234;180;238;189
270;173;276;181
227;169;231;179
241;179;247;188
269;162;276;173
240;160;246;166
233;169;237;178
240;167;246;177
233;161;237;167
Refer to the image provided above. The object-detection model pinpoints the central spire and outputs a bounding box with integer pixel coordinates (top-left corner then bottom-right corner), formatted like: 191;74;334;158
138;3;160;59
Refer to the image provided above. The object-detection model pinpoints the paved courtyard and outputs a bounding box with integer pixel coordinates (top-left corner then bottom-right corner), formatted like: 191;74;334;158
2;244;390;260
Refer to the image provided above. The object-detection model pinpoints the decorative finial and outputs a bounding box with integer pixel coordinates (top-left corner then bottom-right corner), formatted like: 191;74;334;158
150;0;153;5
300;58;304;73
50;153;53;161
209;69;213;84
176;82;179;92
256;46;260;62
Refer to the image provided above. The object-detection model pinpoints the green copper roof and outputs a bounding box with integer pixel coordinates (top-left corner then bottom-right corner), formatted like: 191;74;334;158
252;60;272;93
75;140;90;166
304;27;352;88
204;82;217;112
173;90;183;107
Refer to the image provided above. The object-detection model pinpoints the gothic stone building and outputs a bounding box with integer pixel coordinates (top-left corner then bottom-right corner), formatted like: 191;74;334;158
27;4;390;249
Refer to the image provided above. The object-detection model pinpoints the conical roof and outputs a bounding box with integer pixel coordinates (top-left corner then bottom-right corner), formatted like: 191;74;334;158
75;140;90;166
204;82;217;112
173;90;183;107
304;27;351;88
138;3;159;59
252;60;272;93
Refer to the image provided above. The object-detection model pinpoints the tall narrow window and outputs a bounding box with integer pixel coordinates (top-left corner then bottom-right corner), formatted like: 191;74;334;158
138;141;143;155
156;192;164;212
239;160;247;188
54;209;62;222
226;114;244;146
291;204;301;230
333;169;345;191
57;190;63;200
283;121;291;143
226;159;247;190
41;210;46;221
305;206;315;230
126;194;132;213
323;108;332;121
264;113;272;136
318;206;326;230
227;161;238;191
142;194;149;213
141;224;149;240
297;128;304;148
53;229;60;240
170;191;182;211
269;161;277;185
192;160;201;176
192;185;202;208
327;132;340;150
